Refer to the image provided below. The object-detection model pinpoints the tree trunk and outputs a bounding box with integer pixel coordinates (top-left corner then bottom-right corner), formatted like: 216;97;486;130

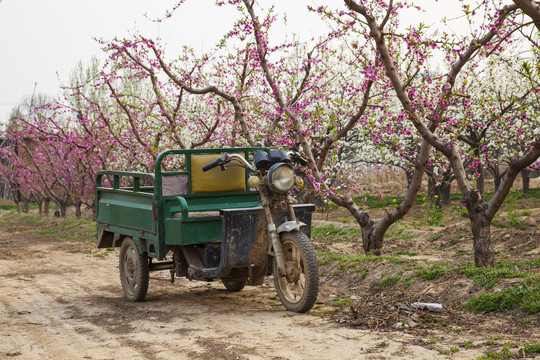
428;177;442;209
75;202;82;219
38;200;43;215
405;170;414;188
476;164;486;199
521;168;531;193
440;181;451;205
22;201;29;214
60;202;67;218
473;147;486;199
465;190;494;267
43;198;50;216
359;215;379;255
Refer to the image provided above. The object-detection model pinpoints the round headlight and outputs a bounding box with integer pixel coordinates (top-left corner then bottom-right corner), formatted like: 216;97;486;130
268;163;295;192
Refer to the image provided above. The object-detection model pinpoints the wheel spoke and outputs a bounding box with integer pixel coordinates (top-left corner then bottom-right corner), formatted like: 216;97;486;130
273;232;318;312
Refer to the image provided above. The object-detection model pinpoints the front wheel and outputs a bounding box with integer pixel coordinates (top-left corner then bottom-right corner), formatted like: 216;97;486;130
119;237;149;302
222;279;247;292
273;231;319;313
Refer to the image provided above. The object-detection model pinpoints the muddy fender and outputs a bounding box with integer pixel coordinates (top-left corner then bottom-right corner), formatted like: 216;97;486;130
277;221;306;234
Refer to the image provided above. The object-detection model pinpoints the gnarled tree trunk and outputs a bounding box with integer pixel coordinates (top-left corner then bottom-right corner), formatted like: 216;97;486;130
465;190;494;267
75;201;82;219
521;168;531;193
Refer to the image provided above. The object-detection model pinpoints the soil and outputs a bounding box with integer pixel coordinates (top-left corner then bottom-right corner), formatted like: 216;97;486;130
0;205;538;360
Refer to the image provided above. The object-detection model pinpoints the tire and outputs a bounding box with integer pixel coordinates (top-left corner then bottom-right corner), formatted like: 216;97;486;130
222;279;247;292
119;237;149;302
273;231;319;313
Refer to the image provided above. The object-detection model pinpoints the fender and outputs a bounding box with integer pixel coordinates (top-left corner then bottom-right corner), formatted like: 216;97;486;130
276;221;306;234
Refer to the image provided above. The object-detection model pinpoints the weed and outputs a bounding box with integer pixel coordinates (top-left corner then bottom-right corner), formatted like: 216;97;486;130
424;197;444;226
437;346;459;355
378;273;402;288
450;204;469;218
417;264;447;280
394;251;418;256
386;225;405;238
484;335;505;341
427;233;443;242
312;224;362;239
0;212;95;244
402;275;416;288
387;256;415;264
455;249;473;255
399;232;415;241
376;341;389;347
464;277;540;314
0;204;17;210
492;220;511;229
353;194;403;209
476;342;520;360
522;245;538;252
520;343;540;354
316;251;413;270
457;261;530;289
328;297;350;307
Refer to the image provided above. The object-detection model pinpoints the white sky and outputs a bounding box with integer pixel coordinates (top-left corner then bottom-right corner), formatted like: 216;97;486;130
0;0;463;126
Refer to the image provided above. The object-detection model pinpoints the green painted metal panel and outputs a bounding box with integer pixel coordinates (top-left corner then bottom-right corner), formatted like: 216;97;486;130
97;191;156;234
164;217;222;245
96;148;269;260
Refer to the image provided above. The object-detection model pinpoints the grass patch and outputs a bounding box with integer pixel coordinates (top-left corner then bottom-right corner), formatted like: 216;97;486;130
477;342;540;360
352;194;403;209
0;211;95;244
0;204;17;210
417;264;447;280
328;297;350;307
492;220;511;229
437;346;459;355
520;343;540;355
378;273;402;288
427;233;443;242
522;245;538;252
457;260;535;289
464;277;540;314
394;251;418;256
312;224;362;239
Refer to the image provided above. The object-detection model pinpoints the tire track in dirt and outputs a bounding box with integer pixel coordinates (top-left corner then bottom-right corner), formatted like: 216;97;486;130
0;229;462;360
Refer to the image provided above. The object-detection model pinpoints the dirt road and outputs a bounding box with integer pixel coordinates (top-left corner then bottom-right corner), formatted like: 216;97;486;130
0;227;490;360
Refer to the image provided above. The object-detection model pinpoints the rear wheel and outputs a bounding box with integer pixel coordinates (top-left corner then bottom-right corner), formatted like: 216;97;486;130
222;279;247;292
119;237;149;302
273;231;318;313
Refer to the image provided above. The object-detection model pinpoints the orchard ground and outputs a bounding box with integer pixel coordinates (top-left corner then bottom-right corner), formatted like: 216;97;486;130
0;185;538;359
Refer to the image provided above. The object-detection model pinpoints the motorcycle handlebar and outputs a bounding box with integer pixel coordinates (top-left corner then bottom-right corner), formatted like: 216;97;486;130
202;157;224;172
202;153;256;173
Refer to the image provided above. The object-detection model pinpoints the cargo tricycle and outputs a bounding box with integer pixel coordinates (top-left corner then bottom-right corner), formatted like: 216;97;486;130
96;148;319;312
